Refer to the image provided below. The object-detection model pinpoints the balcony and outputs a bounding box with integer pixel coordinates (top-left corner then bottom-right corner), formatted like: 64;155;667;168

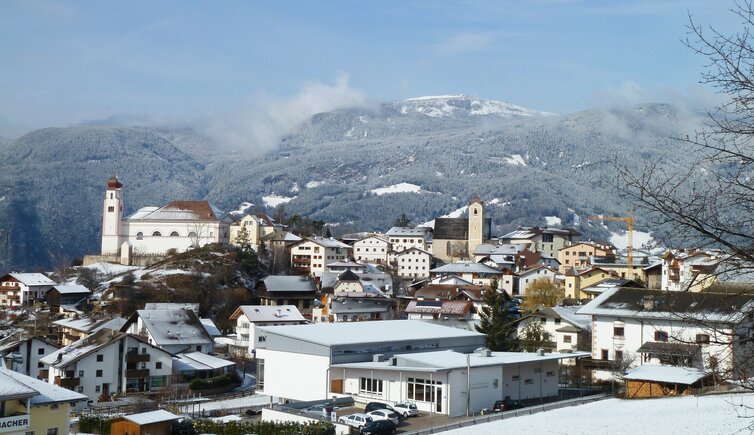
54;376;80;388
292;257;311;265
126;369;150;378
126;353;151;363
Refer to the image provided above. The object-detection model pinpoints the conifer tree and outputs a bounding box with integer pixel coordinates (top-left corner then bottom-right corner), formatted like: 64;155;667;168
475;278;520;351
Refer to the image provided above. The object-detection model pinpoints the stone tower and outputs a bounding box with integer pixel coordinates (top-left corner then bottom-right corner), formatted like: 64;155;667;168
101;176;124;255
468;193;485;257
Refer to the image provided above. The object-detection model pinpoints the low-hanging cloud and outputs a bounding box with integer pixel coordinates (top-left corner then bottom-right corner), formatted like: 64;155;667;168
202;74;367;153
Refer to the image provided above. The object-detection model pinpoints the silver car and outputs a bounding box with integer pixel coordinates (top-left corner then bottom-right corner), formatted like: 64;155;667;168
367;409;400;425
337;413;373;429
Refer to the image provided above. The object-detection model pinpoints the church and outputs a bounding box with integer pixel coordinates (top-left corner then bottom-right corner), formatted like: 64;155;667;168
431;194;493;263
100;176;233;261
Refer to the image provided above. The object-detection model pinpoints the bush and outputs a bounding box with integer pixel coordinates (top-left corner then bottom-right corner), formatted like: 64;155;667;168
192;419;335;435
78;414;111;434
189;371;241;391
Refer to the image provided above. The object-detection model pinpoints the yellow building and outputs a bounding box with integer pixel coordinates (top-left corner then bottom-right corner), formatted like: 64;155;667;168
0;367;87;435
230;213;284;247
557;242;615;273
563;267;618;300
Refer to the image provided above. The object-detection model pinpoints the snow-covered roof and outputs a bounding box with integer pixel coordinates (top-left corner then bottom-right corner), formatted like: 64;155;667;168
232;305;306;323
4;273;56;286
144;303;199;313
430;262;503;275
258;319;484;347
405;300;472;315
296;236;351;249
385;227;430;237
120;410;181;425
126;309;213;347
0;367;87;404
200;318;221;337
52;316;125;333
50;284;91;295
262;275;318;293
125;200;225;221
623;365;708;385
173;352;235;371
577;287;754;323
332;349;589;372
548;306;591;331
473;243;526;256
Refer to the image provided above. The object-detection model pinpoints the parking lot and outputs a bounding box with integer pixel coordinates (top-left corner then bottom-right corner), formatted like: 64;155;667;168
334;404;454;433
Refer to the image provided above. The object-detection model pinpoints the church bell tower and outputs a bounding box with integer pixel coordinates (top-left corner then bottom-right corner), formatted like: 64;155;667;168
101;176;124;255
468;193;485;257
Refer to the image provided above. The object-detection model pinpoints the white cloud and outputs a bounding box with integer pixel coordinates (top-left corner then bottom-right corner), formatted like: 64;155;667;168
590;81;722;113
202;73;367;153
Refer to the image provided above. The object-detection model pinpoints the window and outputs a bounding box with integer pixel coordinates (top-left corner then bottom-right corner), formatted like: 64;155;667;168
97;354;103;362
563;335;572;343
141;347;147;354
38;362;44;368
615;350;623;361
77;386;83;393
257;359;265;390
152;231;162;237
95;385;101;393
136;232;143;240
534;367;542;373
554;318;561;325
46;429;58;435
196;346;201;351
524;379;534;385
542;234;554;243
511;375;520;381
96;370;103;377
407;377;442;402
654;331;669;342
546;371;555;377
360;377;384;395
156;362;162;369
141;363;146;369
108;206;114;212
601;349;609;360
696;334;710;344
613;327;625;337
78;370;84;377
170;231;179;237
38;348;45;355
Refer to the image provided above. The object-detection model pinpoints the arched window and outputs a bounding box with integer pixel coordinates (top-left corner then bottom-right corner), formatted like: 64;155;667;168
136;232;143;240
170;231;179;237
474;208;478;215
152;231;162;237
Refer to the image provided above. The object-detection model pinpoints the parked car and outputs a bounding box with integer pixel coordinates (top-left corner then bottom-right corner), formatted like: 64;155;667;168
304;403;334;420
360;419;397;435
393;402;419;417
367;409;400;425
338;413;373;429
492;398;524;412
364;402;400;416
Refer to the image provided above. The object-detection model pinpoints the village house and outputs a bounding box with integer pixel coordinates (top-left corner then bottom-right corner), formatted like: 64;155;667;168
353;234;392;264
405;300;474;322
557;242;616;273
53;317;126;347
0;367;87;435
577;287;754;381
517;306;591;354
0;336;60;379
474;243;528;270
45;285;91;314
384;226;431;252
98;176;233;263
563;266;619;300
229;305;306;357
414;283;485;316
661;250;721;292
392;246;433;280
0;273;56;308
500;227;581;259
40;329;173;403
290;236;351;276
429;262;505;288
256;275;319;315
516;265;559;298
229;213;284;247
313;269;395;323
432;195;491;263
120;309;215;354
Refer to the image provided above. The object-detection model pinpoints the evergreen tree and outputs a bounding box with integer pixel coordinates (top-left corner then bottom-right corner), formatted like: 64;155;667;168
475;279;520;351
394;213;411;227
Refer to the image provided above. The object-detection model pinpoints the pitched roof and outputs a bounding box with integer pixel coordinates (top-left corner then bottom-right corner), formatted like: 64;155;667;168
261;231;302;243
501;227;582;240
338;269;361;282
49;284;91;295
0;367;87;404
415;284;485;302
432;218;468;240
124;309;214;347
623;365;708;385
173;352;235;371
41;329;168;368
405;300;473;315
577;287;754;323
231;305;306;322
385;227;430;237
430;262;503;275
120;410;181;425
473;243;526;256
2;273;56;286
262;275;318;293
126;200;224;221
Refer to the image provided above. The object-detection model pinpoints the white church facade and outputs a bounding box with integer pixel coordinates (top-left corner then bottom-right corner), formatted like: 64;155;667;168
99;176;233;261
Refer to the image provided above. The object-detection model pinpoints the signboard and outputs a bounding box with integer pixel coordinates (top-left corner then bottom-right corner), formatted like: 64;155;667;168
0;415;30;433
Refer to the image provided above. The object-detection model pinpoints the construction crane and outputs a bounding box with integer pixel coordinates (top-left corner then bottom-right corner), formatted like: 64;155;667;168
588;215;635;271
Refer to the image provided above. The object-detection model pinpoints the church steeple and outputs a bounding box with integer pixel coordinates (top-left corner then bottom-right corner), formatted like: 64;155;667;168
101;176;124;255
468;193;484;257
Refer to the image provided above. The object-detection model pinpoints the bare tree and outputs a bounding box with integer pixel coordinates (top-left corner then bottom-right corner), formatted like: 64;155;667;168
188;223;208;249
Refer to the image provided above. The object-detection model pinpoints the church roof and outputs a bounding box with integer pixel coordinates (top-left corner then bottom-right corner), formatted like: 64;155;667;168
433;218;468;240
125;200;225;222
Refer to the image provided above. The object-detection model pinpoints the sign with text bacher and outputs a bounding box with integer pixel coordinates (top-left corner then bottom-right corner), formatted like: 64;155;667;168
0;415;30;433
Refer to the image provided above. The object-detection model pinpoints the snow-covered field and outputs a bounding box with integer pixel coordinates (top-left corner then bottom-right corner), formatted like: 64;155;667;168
545;216;562;226
370;182;422;196
262;194;296;208
448;394;754;435
504;154;527;166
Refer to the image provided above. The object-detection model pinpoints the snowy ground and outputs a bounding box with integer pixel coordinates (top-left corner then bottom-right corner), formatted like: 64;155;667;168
447;394;754;435
370;182;422;196
262;194;296;208
609;230;654;250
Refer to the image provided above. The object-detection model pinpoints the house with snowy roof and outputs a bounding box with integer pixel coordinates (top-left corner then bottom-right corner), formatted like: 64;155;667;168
256;275;319;314
229;213;284;247
354;234;392;265
577;287;754;381
229;305;306;357
517;306;591;354
0;366;87;435
45;285;91;314
392;246;433;280
53;316;126;346
500;227;581;259
40;329;173;403
516;265;559;298
120;309;215;354
290;236;351;276
0;273;57;308
384;226;431;252
556;241;617;273
98;176;233;263
429;262;503;287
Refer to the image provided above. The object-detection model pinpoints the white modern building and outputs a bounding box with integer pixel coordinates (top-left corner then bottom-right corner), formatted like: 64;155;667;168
40;329;173;403
332;348;588;417
0;337;60;379
577;287;754;381
254;320;487;401
100;176;233;258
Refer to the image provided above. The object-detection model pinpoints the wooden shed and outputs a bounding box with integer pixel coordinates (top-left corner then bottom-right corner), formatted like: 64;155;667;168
111;410;180;435
624;365;711;399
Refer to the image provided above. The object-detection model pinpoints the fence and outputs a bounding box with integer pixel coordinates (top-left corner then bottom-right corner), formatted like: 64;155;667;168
402;394;611;435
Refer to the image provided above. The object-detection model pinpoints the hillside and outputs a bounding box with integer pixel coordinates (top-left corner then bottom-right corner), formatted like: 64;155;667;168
0;97;703;271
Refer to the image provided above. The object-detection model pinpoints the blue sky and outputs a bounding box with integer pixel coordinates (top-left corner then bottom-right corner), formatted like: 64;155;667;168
0;0;741;136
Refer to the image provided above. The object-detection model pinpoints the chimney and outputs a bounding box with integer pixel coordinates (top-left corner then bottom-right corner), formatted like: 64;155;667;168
536;348;545;356
642;295;655;310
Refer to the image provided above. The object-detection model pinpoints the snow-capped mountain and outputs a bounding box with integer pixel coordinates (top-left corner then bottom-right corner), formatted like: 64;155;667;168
397;95;550;118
